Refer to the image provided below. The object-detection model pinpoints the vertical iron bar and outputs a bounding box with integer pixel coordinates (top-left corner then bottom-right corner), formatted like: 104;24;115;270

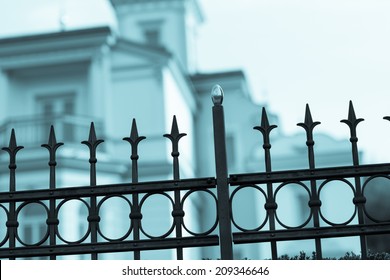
2;129;23;260
164;116;186;260
254;108;278;259
341;101;367;259
82;122;103;260
211;85;233;260
41;126;63;260
123;119;145;260
297;104;323;259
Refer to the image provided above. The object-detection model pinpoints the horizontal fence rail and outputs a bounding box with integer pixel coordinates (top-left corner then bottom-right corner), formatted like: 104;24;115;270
0;85;389;260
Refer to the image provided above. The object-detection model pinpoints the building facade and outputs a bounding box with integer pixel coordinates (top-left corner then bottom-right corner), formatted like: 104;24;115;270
0;0;360;259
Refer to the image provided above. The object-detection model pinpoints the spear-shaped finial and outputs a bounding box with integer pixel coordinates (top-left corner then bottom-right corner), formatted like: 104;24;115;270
123;119;146;183
254;107;277;172
340;101;364;133
163;116;187;148
164;116;186;180
2;129;23;153
341;101;363;165
82;122;104;161
254;107;278;141
297;104;321;132
123;119;146;148
41;126;64;164
2;129;24;166
82;123;104;150
297;104;321;168
123;118;146;161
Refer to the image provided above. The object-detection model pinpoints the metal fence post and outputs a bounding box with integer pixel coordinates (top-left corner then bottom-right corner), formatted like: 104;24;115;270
211;85;233;260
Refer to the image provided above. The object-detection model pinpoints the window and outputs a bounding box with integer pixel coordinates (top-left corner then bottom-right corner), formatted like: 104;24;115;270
36;93;75;142
37;94;75;117
138;20;164;46
144;29;160;46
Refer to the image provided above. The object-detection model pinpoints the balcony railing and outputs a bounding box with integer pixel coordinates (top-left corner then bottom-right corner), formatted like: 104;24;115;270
0;114;104;147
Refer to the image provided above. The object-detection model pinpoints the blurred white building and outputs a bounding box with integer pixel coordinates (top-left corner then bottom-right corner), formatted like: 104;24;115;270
0;0;359;259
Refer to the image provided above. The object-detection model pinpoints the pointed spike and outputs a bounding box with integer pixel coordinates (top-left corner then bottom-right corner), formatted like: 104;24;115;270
82;122;104;148
9;129;17;149
88;122;97;143
304;104;313;125
48;125;57;146
163;115;186;141
130;118;139;141
341;100;364;126
2;128;24;157
348;100;357;122
171;115;180;136
297;103;320;132
261;107;270;128
254;107;277;135
123;118;145;146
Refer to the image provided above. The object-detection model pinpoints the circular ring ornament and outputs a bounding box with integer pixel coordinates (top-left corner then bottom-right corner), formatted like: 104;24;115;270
56;198;91;244
0;204;10;247
15;201;50;246
230;185;268;232
97;195;133;242
362;175;390;223
318;178;357;226
139;192;175;239
181;189;218;236
274;181;312;229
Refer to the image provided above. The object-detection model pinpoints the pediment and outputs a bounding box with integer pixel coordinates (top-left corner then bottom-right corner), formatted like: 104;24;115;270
111;38;170;69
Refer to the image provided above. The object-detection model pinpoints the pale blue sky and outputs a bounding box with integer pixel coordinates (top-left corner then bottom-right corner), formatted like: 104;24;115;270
1;0;390;162
197;0;390;163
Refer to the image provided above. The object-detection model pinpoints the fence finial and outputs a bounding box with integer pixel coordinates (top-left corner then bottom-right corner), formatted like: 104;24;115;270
82;122;104;152
164;116;187;147
2;129;24;159
123;118;146;170
254;107;277;139
297;104;321;132
42;126;63;151
254;107;277;173
341;100;364;130
341;101;363;166
211;84;224;105
123;119;146;154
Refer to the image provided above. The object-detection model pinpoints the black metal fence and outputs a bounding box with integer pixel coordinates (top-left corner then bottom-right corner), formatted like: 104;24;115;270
0;85;390;260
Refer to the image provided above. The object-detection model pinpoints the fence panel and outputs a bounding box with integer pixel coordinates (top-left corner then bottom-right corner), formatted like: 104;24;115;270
0;85;390;259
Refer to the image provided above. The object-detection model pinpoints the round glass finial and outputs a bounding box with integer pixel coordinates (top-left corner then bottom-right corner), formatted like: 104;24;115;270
211;84;224;105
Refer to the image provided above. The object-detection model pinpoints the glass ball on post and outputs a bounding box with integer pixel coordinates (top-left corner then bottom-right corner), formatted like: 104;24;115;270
211;84;224;105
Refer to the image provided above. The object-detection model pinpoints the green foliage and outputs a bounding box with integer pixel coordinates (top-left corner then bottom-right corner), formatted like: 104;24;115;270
203;250;390;260
276;250;390;260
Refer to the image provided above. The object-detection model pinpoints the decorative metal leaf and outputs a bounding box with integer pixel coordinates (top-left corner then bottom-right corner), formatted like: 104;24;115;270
41;126;64;155
82;122;104;150
340;100;364;129
297;104;321;132
123;118;146;147
163;115;187;144
2;129;24;158
253;107;277;140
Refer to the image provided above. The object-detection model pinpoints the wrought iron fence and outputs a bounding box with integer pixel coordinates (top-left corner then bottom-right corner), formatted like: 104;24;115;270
0;85;390;260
